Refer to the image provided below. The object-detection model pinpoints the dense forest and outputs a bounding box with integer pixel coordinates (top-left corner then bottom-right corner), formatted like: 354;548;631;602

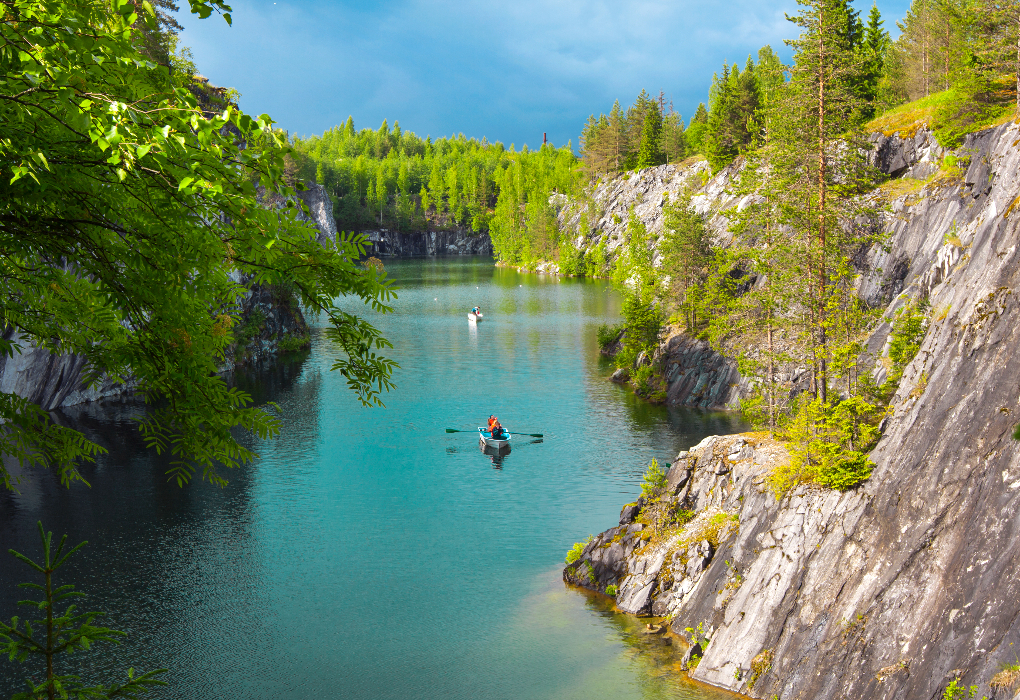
288;124;580;265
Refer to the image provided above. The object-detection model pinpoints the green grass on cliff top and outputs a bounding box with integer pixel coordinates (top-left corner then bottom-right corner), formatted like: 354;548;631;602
867;84;1017;147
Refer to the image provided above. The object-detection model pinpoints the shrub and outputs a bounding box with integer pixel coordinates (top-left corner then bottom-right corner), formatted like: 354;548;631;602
565;535;593;565
633;364;655;391
771;396;885;495
941;679;980;700
888;301;929;375
277;333;311;353
640;459;668;499
749;649;773;688
990;659;1020;693
597;323;624;349
605;584;618;596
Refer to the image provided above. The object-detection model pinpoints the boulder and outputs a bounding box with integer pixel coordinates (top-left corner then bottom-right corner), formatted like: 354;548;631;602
619;503;641;525
681;642;703;671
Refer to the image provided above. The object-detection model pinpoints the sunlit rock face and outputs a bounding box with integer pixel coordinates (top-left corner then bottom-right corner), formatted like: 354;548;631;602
564;121;1020;700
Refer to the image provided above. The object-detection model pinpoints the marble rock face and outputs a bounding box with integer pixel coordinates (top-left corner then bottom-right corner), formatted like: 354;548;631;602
562;121;1020;700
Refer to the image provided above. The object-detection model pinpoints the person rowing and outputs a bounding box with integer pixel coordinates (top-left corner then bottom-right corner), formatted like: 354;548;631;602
490;421;507;440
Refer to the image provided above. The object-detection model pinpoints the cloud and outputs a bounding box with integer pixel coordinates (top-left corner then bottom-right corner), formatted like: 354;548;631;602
178;0;912;148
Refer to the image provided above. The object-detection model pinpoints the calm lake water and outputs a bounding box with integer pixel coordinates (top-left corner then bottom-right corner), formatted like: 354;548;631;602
0;257;747;700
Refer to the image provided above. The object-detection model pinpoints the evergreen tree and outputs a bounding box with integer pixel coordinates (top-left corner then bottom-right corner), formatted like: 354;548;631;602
636;102;667;168
703;59;762;170
1;523;168;698
660;193;712;331
660;106;687;162
781;0;879;402
686;103;710;154
861;3;891;114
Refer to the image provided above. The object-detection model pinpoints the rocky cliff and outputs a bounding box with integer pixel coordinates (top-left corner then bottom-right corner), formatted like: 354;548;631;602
0;184;336;410
362;228;492;257
563;121;1020;700
567;127;999;413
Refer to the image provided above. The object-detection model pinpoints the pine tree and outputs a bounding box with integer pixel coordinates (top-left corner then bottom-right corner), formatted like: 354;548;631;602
660;193;712;331
686;102;710;154
1;523;168;698
861;3;891;115
780;0;879;402
660;105;687;162
636;102;666;168
607;100;628;171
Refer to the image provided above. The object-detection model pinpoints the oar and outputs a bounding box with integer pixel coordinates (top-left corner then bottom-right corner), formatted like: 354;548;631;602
445;428;544;438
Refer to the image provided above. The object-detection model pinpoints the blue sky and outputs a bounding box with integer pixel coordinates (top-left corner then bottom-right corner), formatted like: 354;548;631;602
179;0;912;149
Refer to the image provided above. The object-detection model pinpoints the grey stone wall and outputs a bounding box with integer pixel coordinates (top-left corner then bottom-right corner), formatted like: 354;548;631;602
564;121;1020;700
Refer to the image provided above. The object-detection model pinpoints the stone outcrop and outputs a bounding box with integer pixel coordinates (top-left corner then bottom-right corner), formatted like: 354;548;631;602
564;121;1020;700
363;228;492;257
0;185;336;410
581;125;1020;413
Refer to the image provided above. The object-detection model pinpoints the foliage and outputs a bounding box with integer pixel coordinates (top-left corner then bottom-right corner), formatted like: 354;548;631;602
0;0;399;490
291;119;581;264
771;396;886;494
616;290;662;369
565;535;593;565
605;584;618;597
596;324;625;349
640;459;668;499
659;193;713;331
703;57;761;171
941;679;981;700
881;299;930;395
0;522;167;699
276;333;311;354
487;146;581;265
580;90;685;179
749;648;774;688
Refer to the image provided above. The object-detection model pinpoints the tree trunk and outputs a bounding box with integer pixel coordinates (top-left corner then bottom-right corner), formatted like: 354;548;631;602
817;8;828;405
46;565;55;700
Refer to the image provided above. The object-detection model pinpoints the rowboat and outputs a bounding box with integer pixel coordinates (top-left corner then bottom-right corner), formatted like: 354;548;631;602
468;311;484;322
478;427;511;451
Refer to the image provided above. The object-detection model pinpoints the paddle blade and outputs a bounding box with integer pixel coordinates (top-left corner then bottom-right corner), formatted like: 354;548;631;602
445;428;460;433
531;433;543;438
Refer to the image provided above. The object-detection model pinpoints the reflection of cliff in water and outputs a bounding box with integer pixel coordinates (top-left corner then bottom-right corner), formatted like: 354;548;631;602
0;349;318;695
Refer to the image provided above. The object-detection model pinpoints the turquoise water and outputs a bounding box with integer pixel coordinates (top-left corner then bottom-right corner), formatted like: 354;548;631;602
0;257;746;699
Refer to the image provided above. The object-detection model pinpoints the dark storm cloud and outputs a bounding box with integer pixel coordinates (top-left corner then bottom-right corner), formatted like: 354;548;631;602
180;0;911;148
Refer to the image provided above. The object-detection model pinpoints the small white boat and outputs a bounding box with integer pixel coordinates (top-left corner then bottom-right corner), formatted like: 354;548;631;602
478;427;511;450
468;311;484;322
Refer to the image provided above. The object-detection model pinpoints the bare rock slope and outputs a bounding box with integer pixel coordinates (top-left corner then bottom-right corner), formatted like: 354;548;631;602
564;122;1020;700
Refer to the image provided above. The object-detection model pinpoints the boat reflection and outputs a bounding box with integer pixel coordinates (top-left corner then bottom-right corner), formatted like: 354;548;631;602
480;441;511;468
479;438;544;469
